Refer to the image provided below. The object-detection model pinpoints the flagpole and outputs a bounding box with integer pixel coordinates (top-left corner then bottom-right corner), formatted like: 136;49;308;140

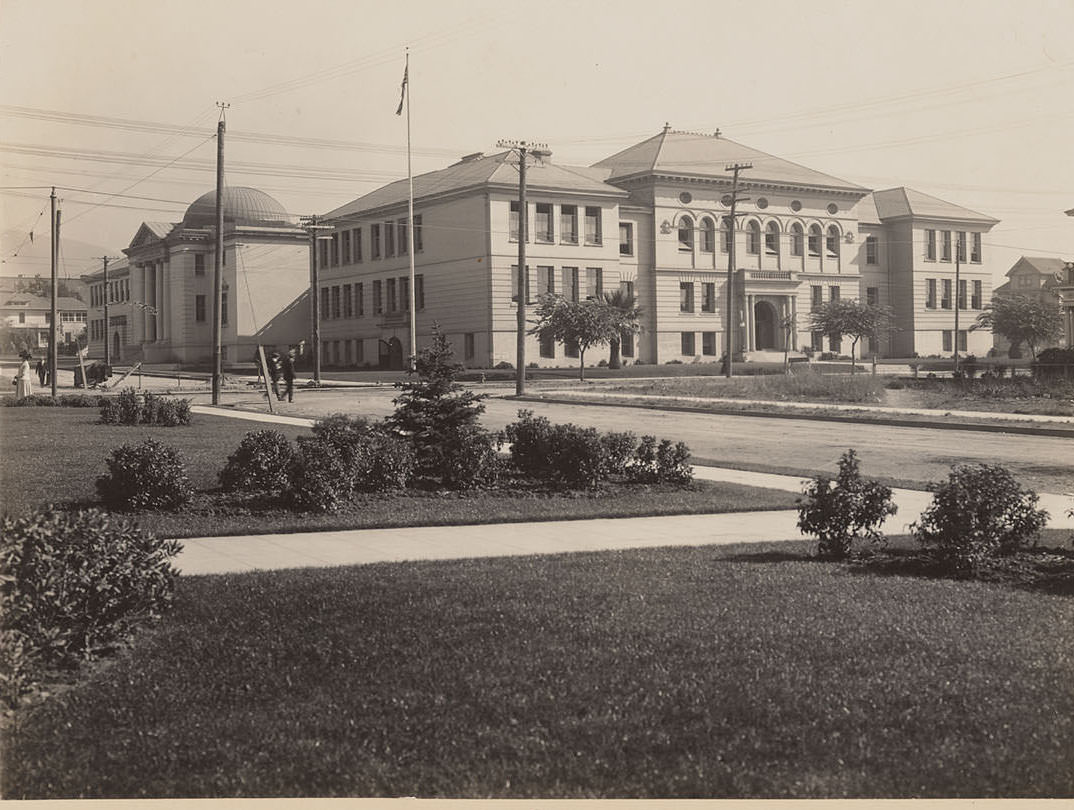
404;49;417;370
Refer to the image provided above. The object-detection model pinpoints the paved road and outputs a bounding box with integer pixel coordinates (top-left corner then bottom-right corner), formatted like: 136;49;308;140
216;385;1074;493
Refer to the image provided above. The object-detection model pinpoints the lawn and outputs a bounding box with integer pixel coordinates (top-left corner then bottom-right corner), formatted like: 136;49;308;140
0;408;798;537
4;539;1072;798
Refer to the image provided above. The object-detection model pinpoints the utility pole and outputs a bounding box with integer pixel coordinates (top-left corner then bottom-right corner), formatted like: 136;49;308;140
300;215;333;386
211;104;228;405
497;139;550;396
100;255;120;367
724;163;751;378
50;187;58;397
953;236;961;376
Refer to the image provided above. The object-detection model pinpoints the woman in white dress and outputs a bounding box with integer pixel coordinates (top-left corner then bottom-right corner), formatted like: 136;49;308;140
15;352;34;398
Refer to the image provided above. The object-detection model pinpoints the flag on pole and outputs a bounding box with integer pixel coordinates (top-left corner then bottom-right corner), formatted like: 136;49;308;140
395;64;408;116
78;345;89;359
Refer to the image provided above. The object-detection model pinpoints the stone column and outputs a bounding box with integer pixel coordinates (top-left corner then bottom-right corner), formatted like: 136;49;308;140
746;294;754;352
790;295;798;351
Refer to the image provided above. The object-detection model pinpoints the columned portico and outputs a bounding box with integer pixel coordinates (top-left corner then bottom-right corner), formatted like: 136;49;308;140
737;268;800;355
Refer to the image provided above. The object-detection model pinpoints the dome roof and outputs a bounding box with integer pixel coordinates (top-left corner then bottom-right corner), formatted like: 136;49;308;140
182;186;292;229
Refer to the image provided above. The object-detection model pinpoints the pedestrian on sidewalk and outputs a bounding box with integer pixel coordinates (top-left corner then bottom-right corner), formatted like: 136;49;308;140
14;351;33;398
35;357;46;386
280;348;296;403
266;350;283;401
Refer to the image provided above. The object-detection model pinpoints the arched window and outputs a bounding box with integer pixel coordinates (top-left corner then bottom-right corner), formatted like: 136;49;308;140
808;224;822;257
678;216;694;252
765;221;780;255
700;217;715;253
826;225;840;258
790;223;804;257
720;217;732;252
747;220;761;255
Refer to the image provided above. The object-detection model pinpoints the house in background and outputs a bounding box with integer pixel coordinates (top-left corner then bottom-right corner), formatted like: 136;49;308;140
991;256;1070;356
0;292;87;354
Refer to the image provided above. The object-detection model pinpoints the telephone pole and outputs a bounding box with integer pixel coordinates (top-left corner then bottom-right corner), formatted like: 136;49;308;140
100;255;120;367
497;139;550;396
724;163;751;378
50;188;59;397
211;104;228;405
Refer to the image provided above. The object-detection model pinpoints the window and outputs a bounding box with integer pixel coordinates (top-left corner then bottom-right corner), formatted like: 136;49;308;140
957;279;967;310
535;203;553;243
537;266;555;296
765;222;779;255
400;277;409;311
680;331;696;356
679;282;695;313
701;282;715;313
320;240;330;269
386;278;397;312
385;222;395;257
829;333;841;354
828;285;840;302
812;331;824;352
926;278;937;309
678;216;694;252
341;231;351;265
826;225;840;258
790;223;804;257
356;340;365;364
373;280;383;314
540;333;555;358
561;205;578;244
620;280;634;300
509;201;522;242
811;285;823;310
413;215;423;252
941;230;952;262
510;265;531;304
221;291;228;326
925;229;937;261
865;236;878;265
565;339;579;358
331;285;341;319
941;279;952;309
720;217;732;253
619;222;634;256
700;218;715;253
584;206;601;245
320;287;330;320
808;224;822;257
398;218;408;256
354;228;363;262
621;329;635;358
415;274;425;311
343;284;353;318
371;224;381;259
585;267;603;300
564;267;580;302
344;340;352;366
465;333;475;361
702;331;716;356
942;330;952;352
746;221;760;255
971;232;981;263
330;233;340;267
958;330;967;351
956;231;966;263
194;254;205;276
866;286;879;307
357;282;364;316
971;279;982;309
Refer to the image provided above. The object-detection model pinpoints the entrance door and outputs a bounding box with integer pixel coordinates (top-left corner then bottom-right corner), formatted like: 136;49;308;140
378;337;405;370
112;331;121;361
754;300;777;350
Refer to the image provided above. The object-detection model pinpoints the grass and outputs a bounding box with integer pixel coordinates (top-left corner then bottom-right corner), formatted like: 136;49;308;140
3;538;1073;799
0;408;797;538
602;369;887;404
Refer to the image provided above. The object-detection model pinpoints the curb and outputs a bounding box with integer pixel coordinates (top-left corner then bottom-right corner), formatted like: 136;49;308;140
513;395;1074;439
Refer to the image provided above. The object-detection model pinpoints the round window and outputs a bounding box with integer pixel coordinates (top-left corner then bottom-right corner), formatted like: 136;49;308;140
756;197;768;209
827;203;839;215
721;194;733;206
790;200;802;212
679;191;693;204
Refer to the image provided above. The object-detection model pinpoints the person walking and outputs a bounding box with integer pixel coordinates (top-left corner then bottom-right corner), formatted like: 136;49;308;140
266;350;282;401
279;348;296;403
35;357;46;386
14;352;33;398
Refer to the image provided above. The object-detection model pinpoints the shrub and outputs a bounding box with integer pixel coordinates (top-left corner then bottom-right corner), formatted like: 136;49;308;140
544;423;608;489
1033;347;1074;379
57;393;103;408
494;360;514;370
601;431;638;477
911;464;1049;571
352;430;417;492
0;507;181;705
7;394;57;407
797;449;897;559
219;430;295;494
437;427;502;490
96;439;194;511
630;436;694;484
287;436;353;513
287;428;415;511
503;410;554;479
159;397;192;426
98;388;192;426
884;379;905;390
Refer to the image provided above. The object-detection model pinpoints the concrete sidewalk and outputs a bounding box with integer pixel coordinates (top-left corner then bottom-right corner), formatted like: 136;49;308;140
174;459;1074;577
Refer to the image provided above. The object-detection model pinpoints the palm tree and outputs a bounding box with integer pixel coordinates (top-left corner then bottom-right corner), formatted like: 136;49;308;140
602;289;643;369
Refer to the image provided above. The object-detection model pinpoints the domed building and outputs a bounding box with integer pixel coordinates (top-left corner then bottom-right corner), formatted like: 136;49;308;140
109;186;310;366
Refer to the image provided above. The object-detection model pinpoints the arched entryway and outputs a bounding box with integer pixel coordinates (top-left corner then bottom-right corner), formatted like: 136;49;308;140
378;337;405;370
112;331;122;361
754;300;777;350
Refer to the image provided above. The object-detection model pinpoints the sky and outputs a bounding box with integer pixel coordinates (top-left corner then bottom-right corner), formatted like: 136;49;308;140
2;0;1073;285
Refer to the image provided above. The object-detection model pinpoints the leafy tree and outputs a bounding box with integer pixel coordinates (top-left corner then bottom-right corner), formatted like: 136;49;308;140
17;274;84;302
808;299;894;372
601;289;643;369
530;294;620;380
387;326;489;481
972;294;1063;359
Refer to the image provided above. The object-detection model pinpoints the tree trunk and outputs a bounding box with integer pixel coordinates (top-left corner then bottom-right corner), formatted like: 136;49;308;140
850;339;857;374
578;350;586;381
608;338;621;370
